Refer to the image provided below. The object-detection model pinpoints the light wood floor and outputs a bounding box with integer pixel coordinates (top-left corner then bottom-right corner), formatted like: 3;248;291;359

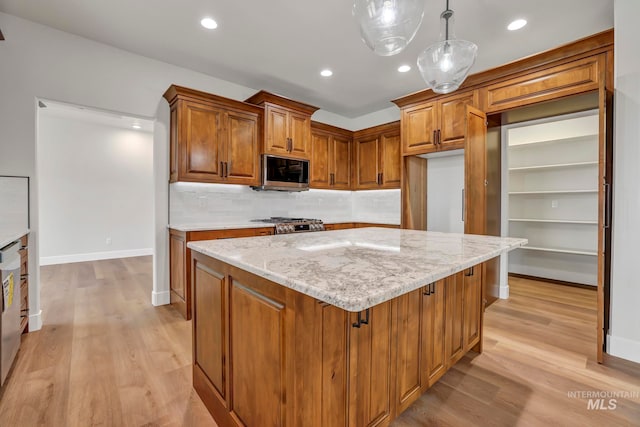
0;259;638;426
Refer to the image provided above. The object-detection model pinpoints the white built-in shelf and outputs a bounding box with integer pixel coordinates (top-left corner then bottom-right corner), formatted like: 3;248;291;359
508;189;598;195
508;161;598;172
517;246;597;256
509;218;598;225
507;134;598;148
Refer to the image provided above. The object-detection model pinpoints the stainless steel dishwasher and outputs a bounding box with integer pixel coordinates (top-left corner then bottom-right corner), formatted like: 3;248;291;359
0;240;21;386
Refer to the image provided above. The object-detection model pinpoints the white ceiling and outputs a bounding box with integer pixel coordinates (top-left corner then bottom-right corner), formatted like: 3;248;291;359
40;100;154;133
0;0;614;118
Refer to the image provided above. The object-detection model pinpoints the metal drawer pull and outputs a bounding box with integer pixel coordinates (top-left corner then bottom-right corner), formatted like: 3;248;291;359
352;308;370;328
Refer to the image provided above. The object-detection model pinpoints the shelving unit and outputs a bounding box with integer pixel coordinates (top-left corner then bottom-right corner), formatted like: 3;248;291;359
505;111;599;286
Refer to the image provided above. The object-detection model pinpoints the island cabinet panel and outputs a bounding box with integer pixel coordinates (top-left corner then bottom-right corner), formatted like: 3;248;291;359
463;264;483;352
445;272;465;366
422;279;447;387
193;263;226;400
229;280;286;427
190;248;487;427
348;302;394;427
395;289;425;413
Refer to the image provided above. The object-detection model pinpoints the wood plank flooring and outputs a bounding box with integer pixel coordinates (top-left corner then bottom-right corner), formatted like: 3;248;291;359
0;260;638;426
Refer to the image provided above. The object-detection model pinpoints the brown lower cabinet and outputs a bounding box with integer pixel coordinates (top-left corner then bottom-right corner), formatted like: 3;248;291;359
169;227;275;320
19;234;29;333
324;223;400;231
191;250;484;427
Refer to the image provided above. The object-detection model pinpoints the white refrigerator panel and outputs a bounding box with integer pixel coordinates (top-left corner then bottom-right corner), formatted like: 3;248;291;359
427;154;465;233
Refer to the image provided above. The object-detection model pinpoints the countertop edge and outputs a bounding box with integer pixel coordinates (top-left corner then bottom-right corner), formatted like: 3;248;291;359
0;229;29;249
188;237;526;312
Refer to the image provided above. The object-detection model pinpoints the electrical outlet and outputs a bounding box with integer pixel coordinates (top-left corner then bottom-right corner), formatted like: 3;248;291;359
106;237;112;245
551;200;558;208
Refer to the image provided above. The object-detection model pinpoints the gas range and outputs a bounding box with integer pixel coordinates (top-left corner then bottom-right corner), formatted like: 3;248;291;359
251;217;325;234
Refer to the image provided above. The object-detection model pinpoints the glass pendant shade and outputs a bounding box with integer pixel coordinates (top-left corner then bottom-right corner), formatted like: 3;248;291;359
417;4;477;94
353;0;425;56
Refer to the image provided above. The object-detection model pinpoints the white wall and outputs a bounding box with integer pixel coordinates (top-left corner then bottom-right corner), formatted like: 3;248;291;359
170;184;400;226
0;12;397;325
609;0;640;363
38;112;153;264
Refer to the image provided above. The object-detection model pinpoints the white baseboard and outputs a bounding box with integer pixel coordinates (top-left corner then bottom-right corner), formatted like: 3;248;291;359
152;290;170;306
29;309;42;331
607;334;640;364
40;248;153;266
491;283;510;299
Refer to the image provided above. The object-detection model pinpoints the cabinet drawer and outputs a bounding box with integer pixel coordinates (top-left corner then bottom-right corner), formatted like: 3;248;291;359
485;56;601;113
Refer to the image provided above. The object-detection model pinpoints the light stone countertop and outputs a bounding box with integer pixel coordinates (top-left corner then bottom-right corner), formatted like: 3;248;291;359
0;229;29;249
188;228;527;312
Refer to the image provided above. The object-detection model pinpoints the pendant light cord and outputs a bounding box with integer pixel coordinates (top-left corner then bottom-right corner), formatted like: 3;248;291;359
444;0;451;41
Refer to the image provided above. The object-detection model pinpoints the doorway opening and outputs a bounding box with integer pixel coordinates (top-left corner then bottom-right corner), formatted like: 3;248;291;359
36;100;155;267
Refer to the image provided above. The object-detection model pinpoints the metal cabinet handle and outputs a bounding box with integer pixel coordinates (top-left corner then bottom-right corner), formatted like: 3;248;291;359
465;266;475;277
225;162;229;178
330;173;335;186
220;161;224;177
437;129;441;146
423;282;436;296
352;308;370;328
433;130;437;146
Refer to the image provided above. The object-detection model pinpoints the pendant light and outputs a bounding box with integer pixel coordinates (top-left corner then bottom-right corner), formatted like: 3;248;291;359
417;0;477;94
353;0;425;56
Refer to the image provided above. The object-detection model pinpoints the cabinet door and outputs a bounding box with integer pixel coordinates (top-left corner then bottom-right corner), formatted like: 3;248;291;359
265;105;290;155
445;272;465;366
332;135;352;189
402;102;438;155
169;104;179;182
354;136;380;189
225;110;261;185
169;231;189;319
310;131;331;188
379;131;401;189
439;91;477;150
348;302;393;427
230;280;286;427
463;264;483;352
290;111;311;158
464;106;487;235
423;279;446;387
192;261;227;403
182;101;225;182
395;289;424;413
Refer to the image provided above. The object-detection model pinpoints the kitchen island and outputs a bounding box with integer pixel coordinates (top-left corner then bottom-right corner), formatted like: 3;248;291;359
188;228;526;427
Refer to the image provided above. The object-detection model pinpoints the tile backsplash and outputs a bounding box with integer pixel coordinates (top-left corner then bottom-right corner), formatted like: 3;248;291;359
170;183;400;225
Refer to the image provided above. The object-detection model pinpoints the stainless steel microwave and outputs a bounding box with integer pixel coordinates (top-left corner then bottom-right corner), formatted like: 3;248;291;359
252;155;310;192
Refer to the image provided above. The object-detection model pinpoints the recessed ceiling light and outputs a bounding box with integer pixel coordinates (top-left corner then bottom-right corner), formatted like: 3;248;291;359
200;17;218;30
398;65;411;73
507;19;527;31
320;69;333;77
132;123;142;130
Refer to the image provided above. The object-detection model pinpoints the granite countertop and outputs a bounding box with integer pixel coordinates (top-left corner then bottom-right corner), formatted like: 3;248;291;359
188;228;527;312
169;222;276;232
169;219;400;232
0;229;29;249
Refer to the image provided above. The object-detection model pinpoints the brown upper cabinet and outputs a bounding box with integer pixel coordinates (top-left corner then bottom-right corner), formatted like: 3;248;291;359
353;121;401;190
400;90;478;156
310;122;352;190
163;85;263;185
245;91;319;159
